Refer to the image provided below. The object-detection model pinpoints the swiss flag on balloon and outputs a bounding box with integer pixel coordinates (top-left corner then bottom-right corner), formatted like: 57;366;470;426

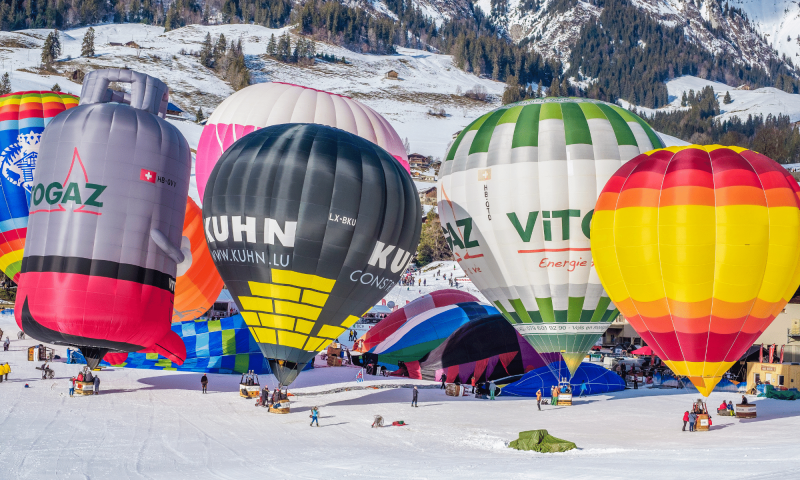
140;169;157;183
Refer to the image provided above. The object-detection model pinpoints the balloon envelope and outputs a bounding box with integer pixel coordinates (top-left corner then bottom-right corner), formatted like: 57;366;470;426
372;302;498;364
419;313;546;383
173;197;224;322
592;145;800;396
363;289;478;351
437;97;664;381
195;82;409;201
0;91;79;281
203;123;421;386
14;70;191;368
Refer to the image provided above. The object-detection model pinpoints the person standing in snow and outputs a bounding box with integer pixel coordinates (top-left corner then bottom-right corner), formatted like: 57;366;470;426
93;375;100;394
682;411;689;431
440;372;447;389
423;278;426;286
201;374;208;394
411;386;418;407
579;381;588;397
536;389;542;411
69;377;76;397
489;381;497;400
689;411;697;432
310;406;319;426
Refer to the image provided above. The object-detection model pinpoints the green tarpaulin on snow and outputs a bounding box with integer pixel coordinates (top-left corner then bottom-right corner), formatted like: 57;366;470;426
508;429;577;453
758;385;800;400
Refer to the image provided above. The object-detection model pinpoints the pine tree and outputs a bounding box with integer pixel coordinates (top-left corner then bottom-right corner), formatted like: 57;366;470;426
195;106;204;123
200;33;213;67
51;29;61;58
536;81;543;98
81;27;95;57
681;91;688;107
41;32;55;67
266;34;277;57
549;77;560;97
0;73;11;95
723;91;732;104
51;83;61;92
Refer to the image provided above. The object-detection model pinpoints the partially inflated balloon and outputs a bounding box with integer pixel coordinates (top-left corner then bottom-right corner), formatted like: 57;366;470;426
203;123;421;385
173;197;224;322
591;145;800;396
195;82;409;201
437;97;664;380
0;91;79;281
15;70;190;369
363;289;479;352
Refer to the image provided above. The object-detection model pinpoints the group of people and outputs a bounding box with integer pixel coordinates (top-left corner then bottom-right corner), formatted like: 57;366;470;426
717;399;736;416
69;369;100;396
347;330;358;341
256;385;288;409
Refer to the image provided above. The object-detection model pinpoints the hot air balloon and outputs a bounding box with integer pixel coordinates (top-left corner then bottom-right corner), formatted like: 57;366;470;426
0;91;79;281
591;145;800;396
15;69;191;369
437;97;664;381
203;123;421;386
173;197;224;322
371;302;499;365
362;289;478;352
195;82;409;201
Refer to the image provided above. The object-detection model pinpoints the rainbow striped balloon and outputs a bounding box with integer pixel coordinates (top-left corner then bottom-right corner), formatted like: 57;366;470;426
592;145;800;396
0;91;78;280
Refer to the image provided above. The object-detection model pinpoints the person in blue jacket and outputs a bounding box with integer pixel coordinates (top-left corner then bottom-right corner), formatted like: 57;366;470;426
310;406;319;427
579;381;588;397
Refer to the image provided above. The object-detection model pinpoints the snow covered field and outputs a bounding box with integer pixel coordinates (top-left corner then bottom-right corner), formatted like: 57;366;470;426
1;308;798;479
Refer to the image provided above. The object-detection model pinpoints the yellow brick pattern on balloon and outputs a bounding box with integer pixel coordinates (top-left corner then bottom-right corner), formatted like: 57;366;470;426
237;271;344;352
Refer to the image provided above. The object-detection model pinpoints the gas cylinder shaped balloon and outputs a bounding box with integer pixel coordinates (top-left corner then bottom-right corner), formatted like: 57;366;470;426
0;91;79;281
14;69;192;369
172;197;224;322
195;82;409;202
591;145;800;396
437;98;664;381
203;123;421;386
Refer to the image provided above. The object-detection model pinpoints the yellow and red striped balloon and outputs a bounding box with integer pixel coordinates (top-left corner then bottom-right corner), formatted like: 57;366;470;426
591;145;800;396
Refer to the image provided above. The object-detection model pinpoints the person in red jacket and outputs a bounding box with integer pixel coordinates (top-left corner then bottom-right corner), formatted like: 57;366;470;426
683;411;690;431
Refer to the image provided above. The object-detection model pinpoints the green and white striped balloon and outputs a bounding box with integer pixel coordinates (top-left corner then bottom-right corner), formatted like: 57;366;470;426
437;97;664;379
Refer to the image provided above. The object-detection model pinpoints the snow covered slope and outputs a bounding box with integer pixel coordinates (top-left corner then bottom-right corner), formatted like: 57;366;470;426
621;75;800;123
0;23;505;160
476;0;790;72
729;0;800;61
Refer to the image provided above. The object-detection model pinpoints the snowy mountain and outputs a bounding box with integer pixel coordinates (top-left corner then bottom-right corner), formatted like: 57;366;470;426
475;0;792;73
0;23;505;160
728;0;800;61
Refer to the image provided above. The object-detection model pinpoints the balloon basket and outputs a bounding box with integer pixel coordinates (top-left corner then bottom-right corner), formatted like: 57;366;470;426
695;414;710;431
735;404;756;419
555;393;573;406
74;381;94;396
269;400;291;414
445;384;465;397
239;384;260;398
